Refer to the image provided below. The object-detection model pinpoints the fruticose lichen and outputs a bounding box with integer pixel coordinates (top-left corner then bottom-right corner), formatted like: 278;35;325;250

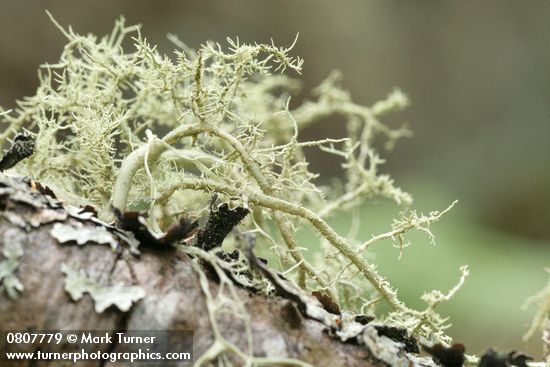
0;13;470;363
524;269;550;354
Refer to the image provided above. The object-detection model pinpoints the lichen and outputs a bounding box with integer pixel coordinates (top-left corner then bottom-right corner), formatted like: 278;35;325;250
523;269;550;344
0;13;470;363
0;238;24;299
51;222;119;249
61;262;145;313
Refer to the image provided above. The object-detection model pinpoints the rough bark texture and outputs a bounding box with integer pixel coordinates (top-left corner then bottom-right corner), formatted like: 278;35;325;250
0;173;385;367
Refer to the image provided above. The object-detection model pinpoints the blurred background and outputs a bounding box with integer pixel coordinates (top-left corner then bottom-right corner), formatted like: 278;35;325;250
1;0;549;358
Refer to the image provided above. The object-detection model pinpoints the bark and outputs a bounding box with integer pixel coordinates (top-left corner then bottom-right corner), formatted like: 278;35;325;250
0;173;426;367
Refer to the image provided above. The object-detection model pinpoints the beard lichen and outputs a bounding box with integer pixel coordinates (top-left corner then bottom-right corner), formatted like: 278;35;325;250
0;12;471;363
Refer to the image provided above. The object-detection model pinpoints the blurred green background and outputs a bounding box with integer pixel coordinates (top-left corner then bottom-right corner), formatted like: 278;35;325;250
1;0;549;357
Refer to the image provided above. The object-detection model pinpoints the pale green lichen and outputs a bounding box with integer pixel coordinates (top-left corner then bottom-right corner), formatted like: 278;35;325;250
0;13;469;362
51;222;119;249
61;262;145;313
0;241;24;299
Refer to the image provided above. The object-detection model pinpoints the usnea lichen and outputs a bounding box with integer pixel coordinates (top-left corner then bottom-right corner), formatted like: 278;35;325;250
0;12;469;359
524;269;550;350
